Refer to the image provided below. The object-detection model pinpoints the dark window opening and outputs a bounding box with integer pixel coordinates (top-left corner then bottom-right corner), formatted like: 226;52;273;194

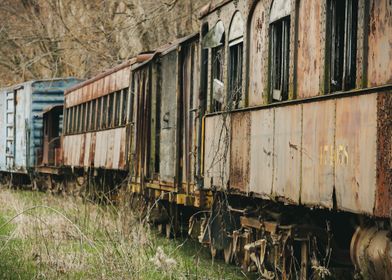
228;42;243;109
76;105;81;133
328;0;358;92
123;88;129;125
97;98;102;129
108;93;114;128
91;100;96;131
72;107;76;133
102;95;108;129
115;91;120;126
270;16;290;102
81;103;86;132
212;45;224;112
85;102;90;132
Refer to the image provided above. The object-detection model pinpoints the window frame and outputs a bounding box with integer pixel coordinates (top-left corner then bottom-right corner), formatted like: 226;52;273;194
327;0;358;92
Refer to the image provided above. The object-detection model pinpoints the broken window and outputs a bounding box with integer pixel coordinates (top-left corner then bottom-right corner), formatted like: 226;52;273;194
328;0;358;92
202;21;225;112
228;12;244;109
122;88;129;125
269;0;291;102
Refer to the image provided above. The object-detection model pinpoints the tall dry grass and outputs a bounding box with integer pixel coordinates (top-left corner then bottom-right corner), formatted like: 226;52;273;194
0;187;244;280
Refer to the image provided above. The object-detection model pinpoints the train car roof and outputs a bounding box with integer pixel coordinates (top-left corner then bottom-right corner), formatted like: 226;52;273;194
132;32;199;71
1;77;80;93
64;58;140;95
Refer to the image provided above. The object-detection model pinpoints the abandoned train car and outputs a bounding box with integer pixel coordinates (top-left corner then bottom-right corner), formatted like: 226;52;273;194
0;0;390;278
0;78;80;184
59;58;141;193
128;0;392;278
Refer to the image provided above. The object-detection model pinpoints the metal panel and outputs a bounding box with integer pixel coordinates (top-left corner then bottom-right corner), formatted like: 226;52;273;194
270;0;291;23
0;89;6;169
249;109;274;197
248;1;268;106
204;114;231;190
228;12;244;42
84;133;91;167
159;51;178;183
301;100;335;208
273;105;302;203
230;112;250;192
335;94;377;214
296;0;322;98
112;129;122;170
367;0;392;87
374;92;392;217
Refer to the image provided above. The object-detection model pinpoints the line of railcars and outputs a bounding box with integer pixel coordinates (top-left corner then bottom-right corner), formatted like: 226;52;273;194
0;0;391;278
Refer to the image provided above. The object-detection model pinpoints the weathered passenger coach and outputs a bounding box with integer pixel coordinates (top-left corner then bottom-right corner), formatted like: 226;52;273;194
128;0;392;278
0;78;80;181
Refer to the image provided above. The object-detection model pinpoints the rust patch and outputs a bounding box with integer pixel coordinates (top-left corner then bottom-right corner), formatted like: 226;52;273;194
229;112;250;192
375;92;392;217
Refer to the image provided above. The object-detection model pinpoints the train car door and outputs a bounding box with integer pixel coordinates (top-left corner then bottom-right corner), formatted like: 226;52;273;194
179;42;200;194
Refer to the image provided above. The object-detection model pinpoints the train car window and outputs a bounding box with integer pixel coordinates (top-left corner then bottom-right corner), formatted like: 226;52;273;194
97;97;102;130
327;0;358;92
91;100;96;131
212;45;225;111
123;88;129;125
269;0;291;102
86;102;90;131
102;95;108;129
108;93;114;128
70;107;75;133
76;105;81;133
228;12;244;109
123;88;134;124
82;104;86;133
202;21;225;112
115;91;120;126
65;108;69;134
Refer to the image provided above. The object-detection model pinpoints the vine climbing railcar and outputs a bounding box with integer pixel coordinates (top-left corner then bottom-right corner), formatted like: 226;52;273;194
0;0;391;278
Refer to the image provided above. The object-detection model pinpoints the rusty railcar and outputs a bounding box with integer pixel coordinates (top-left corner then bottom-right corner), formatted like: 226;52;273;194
129;34;207;233
128;0;391;278
60;59;140;194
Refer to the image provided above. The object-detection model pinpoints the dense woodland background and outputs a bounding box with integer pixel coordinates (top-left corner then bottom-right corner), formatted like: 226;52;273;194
0;0;209;86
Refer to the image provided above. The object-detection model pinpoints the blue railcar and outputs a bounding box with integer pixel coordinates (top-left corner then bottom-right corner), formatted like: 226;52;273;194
0;78;81;175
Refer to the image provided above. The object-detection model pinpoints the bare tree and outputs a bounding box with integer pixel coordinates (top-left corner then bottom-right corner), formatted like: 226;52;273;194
0;0;208;86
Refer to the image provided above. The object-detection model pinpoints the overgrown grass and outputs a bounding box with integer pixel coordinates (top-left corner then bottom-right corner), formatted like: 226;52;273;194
0;188;245;279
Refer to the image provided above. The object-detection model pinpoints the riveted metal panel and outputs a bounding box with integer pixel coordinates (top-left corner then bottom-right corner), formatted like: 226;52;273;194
273;105;302;203
296;0;322;98
112;129;121;170
249;108;274;197
84;133;91;167
248;1;268;106
375;92;392;217
204;114;231;190
335;94;377;214
367;0;392;87
230;112;250;192
159;51;178;183
106;129;115;169
301;100;335;208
